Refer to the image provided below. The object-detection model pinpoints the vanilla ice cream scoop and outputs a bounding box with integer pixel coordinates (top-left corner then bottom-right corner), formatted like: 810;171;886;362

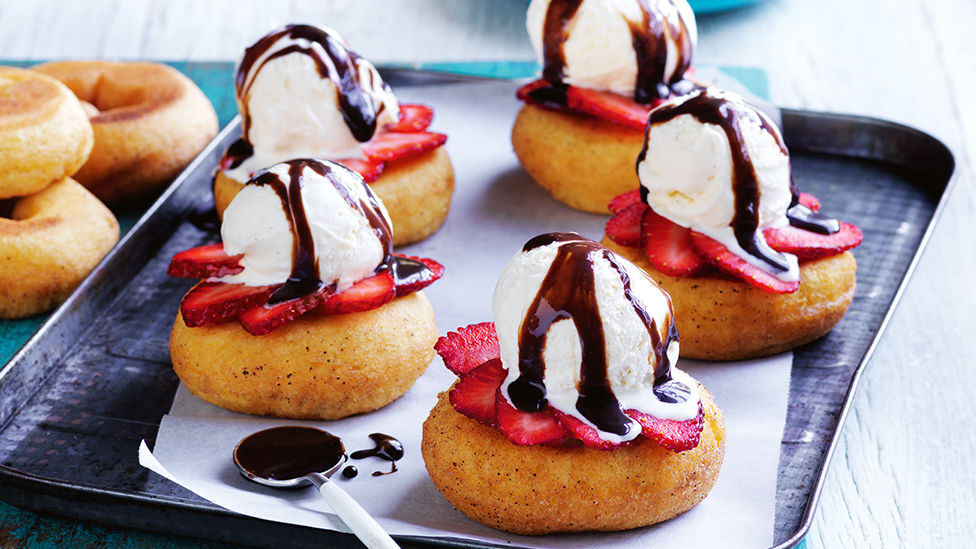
223;24;400;182
493;233;700;444
636;88;839;282
526;0;696;103
220;159;392;299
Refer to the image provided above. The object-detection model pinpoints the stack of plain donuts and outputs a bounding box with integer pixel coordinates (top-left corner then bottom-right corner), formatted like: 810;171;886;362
0;62;218;319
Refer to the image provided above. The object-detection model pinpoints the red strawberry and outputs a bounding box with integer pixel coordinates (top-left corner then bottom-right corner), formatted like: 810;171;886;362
565;86;651;131
763;222;863;261
180;281;278;328
495;391;572;447
605;201;648;248
316;271;396;316
336;157;385;183
238;284;335;335
392;255;444;297
361;131;447;163
435;322;500;376
168;243;243;279
449;358;507;427
515;79;554;104
641;208;710;276
608;189;642;214
625;402;704;452
798;192;820;212
385;103;434;133
690;232;800;294
550;409;627;451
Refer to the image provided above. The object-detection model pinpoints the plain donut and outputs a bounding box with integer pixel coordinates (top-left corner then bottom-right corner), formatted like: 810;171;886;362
0;66;93;199
32;61;218;205
0;177;119;319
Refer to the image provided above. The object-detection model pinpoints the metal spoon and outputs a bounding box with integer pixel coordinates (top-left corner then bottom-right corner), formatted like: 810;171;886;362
233;426;400;549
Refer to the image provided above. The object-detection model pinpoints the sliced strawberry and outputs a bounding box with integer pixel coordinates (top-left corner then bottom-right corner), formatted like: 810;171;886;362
763;222;863;261
392;255;444;297
316;270;396;316
385;103;434;133
335;157;385;183
605;201;647;248
449;358;507;427
435;322;500;377
565;86;651;131
168;243;243;279
238;284;335;335
361;131;447;163
625;402;704;453
550;409;627;451
515;79;555;104
180;281;278;328
608;189;642;214
495;391;572;447
797;192;820;212
642;208;710;277
689;232;800;294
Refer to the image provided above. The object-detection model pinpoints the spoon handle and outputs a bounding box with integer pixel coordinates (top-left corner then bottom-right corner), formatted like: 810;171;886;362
310;473;401;549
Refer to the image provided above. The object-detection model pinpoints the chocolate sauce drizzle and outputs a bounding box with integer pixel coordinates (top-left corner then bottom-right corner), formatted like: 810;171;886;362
226;24;393;167
506;233;681;437
531;0;697;106
234;426;345;481
639;91;838;272
245;159;415;305
350;433;404;477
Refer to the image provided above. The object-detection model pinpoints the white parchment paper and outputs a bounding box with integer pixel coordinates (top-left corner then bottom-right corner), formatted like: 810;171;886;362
142;79;792;549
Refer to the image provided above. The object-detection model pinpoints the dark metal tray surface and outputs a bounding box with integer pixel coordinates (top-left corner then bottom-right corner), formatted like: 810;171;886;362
0;104;955;548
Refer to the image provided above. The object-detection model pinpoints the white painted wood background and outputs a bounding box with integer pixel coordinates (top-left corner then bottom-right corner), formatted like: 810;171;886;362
2;0;974;547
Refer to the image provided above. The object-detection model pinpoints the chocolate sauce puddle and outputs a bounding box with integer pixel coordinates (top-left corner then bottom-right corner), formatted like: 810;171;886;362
507;233;682;437
234;426;345;481
350;433;403;477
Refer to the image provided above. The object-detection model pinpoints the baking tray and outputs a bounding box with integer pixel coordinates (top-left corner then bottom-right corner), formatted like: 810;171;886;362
0;80;955;547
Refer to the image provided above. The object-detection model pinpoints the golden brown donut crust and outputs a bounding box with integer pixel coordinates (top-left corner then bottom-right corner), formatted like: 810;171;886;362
422;381;725;535
214;147;454;247
169;291;438;420
0;177;120;319
511;103;643;214
0;66;93;199
32;61;218;206
602;238;857;361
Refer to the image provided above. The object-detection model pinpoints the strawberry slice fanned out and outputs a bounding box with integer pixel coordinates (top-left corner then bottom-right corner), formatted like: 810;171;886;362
168;243;243;279
361;131;447;163
239;284;335;336
180;281;278;328
642;208;710;277
385;103;434;133
690;232;800;294
316;271;396;316
608;189;642;214
393;255;444;297
625;402;705;453
335;157;384;183
565;86;652;131
449;358;507;427
763;222;863;261
605;201;647;248
495;390;572;447
798;192;821;212
435;322;501;376
550;409;628;451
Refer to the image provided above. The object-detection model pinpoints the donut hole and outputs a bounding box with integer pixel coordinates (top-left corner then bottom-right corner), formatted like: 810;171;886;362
0;198;15;219
81;72;183;123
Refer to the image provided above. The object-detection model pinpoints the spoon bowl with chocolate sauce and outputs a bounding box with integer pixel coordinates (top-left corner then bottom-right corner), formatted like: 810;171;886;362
233;426;400;549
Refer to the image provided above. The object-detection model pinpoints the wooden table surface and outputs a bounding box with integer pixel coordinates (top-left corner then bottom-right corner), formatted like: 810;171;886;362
1;1;974;548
